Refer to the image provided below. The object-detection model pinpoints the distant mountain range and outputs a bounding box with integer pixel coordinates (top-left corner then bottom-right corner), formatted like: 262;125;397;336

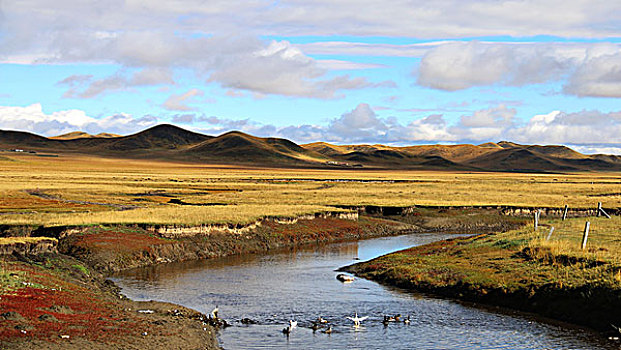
1;124;620;172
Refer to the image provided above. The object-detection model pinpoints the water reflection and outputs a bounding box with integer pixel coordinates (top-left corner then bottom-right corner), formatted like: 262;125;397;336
112;233;615;350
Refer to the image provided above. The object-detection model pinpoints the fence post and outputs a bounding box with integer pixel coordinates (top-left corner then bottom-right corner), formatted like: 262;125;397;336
546;227;555;241
534;210;539;230
581;221;590;250
597;202;602;217
562;205;568;221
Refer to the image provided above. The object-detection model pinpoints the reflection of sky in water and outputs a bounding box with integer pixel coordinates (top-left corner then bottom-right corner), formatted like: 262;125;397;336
112;233;615;350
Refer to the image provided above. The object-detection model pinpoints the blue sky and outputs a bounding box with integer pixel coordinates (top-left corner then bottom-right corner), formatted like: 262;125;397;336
1;1;621;153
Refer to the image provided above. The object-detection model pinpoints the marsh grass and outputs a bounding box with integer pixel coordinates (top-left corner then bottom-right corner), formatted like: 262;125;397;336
355;216;621;293
0;237;58;245
1;153;620;225
0;204;345;226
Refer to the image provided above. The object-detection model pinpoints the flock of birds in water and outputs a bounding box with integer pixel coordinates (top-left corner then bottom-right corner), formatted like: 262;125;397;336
279;312;412;336
206;273;415;336
208;305;413;336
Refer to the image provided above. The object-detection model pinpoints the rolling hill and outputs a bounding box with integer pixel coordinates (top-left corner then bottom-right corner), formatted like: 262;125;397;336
50;131;122;140
1;124;620;172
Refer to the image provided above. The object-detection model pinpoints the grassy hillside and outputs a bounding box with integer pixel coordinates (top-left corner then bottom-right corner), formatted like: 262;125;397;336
2;124;620;171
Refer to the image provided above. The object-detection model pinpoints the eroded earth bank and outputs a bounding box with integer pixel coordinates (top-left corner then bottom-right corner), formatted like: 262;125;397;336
1;207;534;348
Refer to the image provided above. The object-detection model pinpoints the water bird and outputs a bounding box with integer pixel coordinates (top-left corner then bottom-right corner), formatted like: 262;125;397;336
289;320;298;329
210;305;219;319
336;274;355;283
240;318;258;325
346;312;368;327
383;315;396;322
322;325;333;334
404;315;411;324
282;326;291;335
317;316;328;324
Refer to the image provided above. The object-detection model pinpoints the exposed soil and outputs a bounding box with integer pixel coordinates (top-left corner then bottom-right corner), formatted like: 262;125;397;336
58;215;414;273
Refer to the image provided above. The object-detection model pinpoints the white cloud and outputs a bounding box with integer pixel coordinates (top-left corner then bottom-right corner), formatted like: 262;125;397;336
509;110;621;145
416;41;621;97
0;104;157;136
3;1;621;101
563;52;621;97
1;103;620;155
163;89;205;111
207;40;381;98
417;41;573;91
59;68;174;98
298;41;449;57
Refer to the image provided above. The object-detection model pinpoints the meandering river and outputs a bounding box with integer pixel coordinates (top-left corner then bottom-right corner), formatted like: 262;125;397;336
112;233;614;349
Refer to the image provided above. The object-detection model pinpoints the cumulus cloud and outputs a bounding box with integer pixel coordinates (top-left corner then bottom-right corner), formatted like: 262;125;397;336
417;41;573;91
327;103;389;141
1;103;620;154
1;2;387;100
277;104;621;152
0;104;157;136
509;110;621;145
207;40;381;98
416;41;621;97
4;1;621;101
563;52;621;97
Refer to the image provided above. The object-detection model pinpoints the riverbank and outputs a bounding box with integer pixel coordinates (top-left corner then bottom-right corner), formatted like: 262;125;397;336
0;208;526;348
0;252;218;349
344;215;621;334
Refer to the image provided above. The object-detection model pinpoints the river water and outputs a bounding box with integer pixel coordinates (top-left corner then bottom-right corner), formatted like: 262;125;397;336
112;233;615;349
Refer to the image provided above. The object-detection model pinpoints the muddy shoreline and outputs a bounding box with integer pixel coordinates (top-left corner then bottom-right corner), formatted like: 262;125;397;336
1;208;527;349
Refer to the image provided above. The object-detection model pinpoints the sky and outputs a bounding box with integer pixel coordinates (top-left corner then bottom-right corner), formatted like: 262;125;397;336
1;1;621;154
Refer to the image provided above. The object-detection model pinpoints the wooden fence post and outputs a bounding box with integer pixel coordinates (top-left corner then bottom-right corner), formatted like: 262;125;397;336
534;210;539;230
562;205;568;221
581;221;590;250
597;202;602;217
546;227;555;241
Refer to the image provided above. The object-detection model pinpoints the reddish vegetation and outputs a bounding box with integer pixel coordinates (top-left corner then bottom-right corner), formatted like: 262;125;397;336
73;227;177;254
0;262;148;345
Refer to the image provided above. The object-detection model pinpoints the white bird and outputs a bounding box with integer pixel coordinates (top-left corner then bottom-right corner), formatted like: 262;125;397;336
346;312;368;327
210;306;219;319
289;320;298;329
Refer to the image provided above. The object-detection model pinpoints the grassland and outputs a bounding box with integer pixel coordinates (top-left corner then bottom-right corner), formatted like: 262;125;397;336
0;152;620;226
347;216;621;331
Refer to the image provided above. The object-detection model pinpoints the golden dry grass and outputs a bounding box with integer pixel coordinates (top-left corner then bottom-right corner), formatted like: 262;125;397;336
529;216;621;265
0;237;58;245
0;152;619;225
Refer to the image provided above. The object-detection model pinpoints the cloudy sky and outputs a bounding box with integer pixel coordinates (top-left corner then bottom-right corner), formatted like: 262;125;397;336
1;1;621;153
